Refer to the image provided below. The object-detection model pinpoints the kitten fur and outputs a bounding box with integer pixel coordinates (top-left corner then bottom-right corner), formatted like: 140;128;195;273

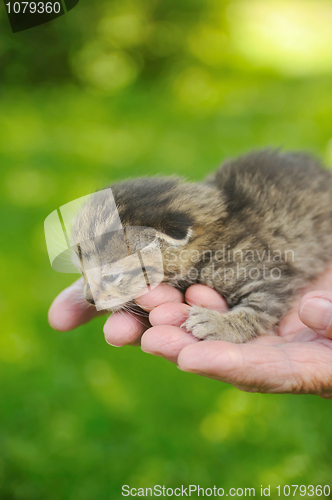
71;149;332;343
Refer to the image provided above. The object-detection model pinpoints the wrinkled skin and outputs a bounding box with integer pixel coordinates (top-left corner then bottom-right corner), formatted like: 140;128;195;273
49;262;332;398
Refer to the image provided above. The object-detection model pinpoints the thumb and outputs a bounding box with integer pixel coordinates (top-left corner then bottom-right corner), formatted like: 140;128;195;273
299;291;332;338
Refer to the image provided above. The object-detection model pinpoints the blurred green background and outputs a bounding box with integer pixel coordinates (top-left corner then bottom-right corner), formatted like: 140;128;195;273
1;0;332;498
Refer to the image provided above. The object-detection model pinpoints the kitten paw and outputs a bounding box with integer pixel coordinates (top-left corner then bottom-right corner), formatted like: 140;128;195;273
183;305;257;343
184;305;229;341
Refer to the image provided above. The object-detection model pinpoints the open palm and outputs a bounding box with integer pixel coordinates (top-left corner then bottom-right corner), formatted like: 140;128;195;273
49;263;332;398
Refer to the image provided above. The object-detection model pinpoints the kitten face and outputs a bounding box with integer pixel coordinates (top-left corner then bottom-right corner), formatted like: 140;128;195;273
70;178;223;310
72;229;165;311
73;229;202;311
81;253;150;311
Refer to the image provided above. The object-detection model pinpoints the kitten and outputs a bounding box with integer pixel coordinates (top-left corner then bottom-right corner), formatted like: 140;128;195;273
70;149;332;343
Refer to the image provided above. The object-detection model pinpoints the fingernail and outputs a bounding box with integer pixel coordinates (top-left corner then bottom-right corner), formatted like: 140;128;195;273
105;339;121;347
300;298;332;331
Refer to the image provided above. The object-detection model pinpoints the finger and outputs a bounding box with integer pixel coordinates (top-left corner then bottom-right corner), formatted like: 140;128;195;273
320;393;332;399
141;326;198;364
278;311;307;337
104;312;150;347
135;283;184;311
178;341;257;386
185;284;228;312
48;278;101;331
149;303;190;327
299;291;332;339
176;340;309;393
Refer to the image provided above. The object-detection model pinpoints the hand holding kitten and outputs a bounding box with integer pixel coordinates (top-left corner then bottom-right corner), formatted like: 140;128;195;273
49;262;332;398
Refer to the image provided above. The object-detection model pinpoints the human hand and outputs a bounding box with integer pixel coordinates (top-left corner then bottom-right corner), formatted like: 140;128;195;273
48;263;332;398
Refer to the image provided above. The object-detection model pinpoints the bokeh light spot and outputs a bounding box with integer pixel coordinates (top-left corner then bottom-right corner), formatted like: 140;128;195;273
228;0;332;76
173;66;220;110
187;25;228;66
73;44;139;93
98;12;147;48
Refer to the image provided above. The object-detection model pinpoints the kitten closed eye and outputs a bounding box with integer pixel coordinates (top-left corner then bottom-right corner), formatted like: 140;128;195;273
103;274;123;285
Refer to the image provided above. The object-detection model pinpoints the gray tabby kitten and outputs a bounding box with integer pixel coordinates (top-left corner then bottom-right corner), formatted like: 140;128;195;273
71;149;332;343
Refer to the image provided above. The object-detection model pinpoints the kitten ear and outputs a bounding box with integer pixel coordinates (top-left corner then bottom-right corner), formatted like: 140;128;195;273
148;211;194;246
155;227;193;247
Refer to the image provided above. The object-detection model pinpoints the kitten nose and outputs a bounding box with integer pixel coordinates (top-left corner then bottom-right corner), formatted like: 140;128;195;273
84;283;95;305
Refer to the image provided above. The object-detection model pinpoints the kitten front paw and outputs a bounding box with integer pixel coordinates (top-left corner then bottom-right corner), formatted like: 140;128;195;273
184;305;257;343
184;305;229;341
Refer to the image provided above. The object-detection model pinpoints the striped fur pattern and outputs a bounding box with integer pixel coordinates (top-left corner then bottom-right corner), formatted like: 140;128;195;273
71;149;332;342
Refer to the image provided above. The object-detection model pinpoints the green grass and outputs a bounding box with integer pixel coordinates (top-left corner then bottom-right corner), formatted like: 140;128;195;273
1;0;332;498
